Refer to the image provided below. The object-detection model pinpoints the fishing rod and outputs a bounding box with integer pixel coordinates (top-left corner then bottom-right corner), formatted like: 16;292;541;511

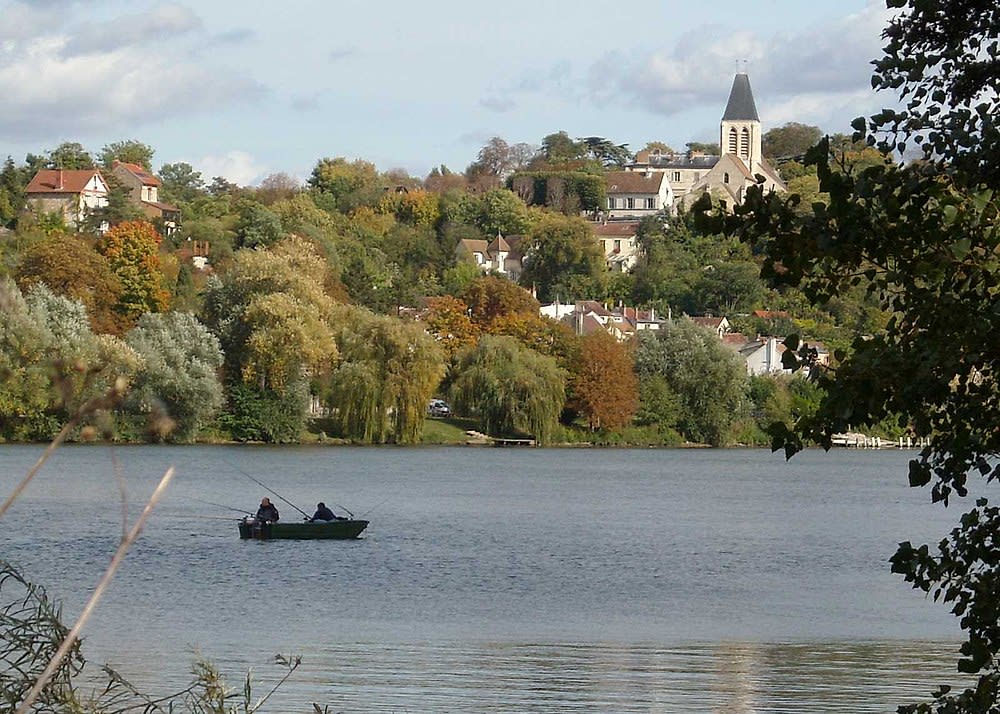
331;502;355;519
236;468;311;520
193;497;252;515
358;497;391;519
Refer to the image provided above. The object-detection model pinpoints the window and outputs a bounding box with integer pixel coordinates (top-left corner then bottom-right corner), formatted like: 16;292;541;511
625;197;635;209
608;197;617;210
613;239;621;253
645;197;656;209
728;127;738;154
740;127;750;159
672;171;681;182
724;172;730;184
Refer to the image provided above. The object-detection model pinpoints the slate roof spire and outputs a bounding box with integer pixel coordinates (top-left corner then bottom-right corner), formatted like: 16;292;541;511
722;72;759;121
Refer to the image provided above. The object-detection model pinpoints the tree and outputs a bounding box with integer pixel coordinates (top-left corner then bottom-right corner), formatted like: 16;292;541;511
539;131;587;163
255;172;301;204
423;295;480;360
696;1;1000;709
15;235;124;334
325;305;445;443
633;318;748;446
45;142;93;169
96;220;169;321
579;136;632;168
642;141;676;155
235;201;284;248
98;140;155;171
519;213;607;302
761;123;823;162
126;312;224;441
685;142;720;155
450;335;565;444
569;330;638;430
307;157;382;213
158;162;205;204
460;275;539;330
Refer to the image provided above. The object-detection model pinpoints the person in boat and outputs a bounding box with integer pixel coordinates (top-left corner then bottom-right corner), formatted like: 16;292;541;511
310;502;339;522
256;497;279;522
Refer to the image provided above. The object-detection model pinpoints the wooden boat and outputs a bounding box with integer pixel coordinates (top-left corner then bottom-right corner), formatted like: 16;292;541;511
238;517;368;540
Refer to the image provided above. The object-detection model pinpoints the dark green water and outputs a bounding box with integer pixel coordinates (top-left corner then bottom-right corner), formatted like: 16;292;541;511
0;445;972;711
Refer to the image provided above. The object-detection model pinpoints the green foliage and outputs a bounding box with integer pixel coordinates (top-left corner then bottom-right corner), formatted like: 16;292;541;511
450;335;565;444
159;162;206;204
308;157;382;213
98;139;155;170
509;171;606;213
45;142;94;170
235;200;284;248
762;122;823;161
519;213;607;302
325;305;445;443
699;2;1000;709
634;319;749;446
126;312;224;441
219;379;310;443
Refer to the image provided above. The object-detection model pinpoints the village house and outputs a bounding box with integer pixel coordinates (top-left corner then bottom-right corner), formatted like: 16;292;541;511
592;221;641;272
111;160;181;234
24;168;109;229
604;170;671;219
455;232;524;281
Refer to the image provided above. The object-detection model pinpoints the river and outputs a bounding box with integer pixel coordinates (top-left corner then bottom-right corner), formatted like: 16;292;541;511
0;445;973;712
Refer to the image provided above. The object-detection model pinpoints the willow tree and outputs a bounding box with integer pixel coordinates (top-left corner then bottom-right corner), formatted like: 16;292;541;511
450;335;565;445
326;305;445;444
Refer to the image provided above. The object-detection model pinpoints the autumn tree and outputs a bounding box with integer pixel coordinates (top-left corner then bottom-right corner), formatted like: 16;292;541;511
15;236;124;334
450;335;565;444
569;330;638;430
96;220;169;321
460;275;539;330
308;157;382;213
423;295;480;360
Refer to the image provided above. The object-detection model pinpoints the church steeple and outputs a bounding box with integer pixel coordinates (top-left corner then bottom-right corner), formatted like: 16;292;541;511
720;72;761;168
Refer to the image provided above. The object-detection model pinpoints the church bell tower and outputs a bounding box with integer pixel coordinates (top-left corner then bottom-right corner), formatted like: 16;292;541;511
720;72;762;170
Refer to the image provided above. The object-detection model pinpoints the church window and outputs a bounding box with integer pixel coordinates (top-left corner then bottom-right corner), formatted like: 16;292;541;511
728;127;738;154
724;172;730;184
740;127;750;159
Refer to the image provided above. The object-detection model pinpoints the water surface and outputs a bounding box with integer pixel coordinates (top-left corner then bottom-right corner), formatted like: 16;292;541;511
0;445;973;711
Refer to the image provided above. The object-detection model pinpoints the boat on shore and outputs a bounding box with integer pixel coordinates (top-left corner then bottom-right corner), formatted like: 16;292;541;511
238;517;369;540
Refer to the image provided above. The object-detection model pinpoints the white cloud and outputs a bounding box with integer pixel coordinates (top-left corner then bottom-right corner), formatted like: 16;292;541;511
0;4;264;141
195;150;267;186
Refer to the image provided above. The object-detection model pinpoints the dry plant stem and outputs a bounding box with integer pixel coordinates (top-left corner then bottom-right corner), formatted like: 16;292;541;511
15;466;176;714
0;417;79;520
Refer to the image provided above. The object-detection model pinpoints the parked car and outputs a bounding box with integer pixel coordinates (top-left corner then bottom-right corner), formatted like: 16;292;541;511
427;399;451;418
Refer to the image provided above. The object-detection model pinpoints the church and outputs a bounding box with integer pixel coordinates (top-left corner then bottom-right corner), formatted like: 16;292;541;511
625;72;786;212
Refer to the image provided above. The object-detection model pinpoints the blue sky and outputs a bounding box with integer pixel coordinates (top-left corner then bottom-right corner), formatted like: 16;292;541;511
0;0;893;184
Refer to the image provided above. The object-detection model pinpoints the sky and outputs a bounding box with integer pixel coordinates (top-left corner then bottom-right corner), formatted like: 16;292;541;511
0;0;896;185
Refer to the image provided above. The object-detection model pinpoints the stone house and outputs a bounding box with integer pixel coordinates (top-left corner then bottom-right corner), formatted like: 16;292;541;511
605;170;671;219
24;169;109;228
592;221;641;272
111;160;181;234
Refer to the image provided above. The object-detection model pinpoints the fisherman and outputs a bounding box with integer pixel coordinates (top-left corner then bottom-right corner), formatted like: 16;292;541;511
256;497;279;522
310;502;339;522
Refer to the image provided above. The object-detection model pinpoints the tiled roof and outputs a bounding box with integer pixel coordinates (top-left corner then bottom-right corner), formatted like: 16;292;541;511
592;221;639;237
26;169;104;194
114;160;160;186
606;171;666;195
142;200;180;212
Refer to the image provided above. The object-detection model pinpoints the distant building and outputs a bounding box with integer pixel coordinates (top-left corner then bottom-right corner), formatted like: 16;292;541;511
592;221;640;272
604;170;671;219
111;160;181;234
626;72;786;210
25;168;109;229
455;231;524;281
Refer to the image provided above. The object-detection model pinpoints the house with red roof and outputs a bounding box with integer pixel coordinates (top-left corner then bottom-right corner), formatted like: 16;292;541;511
111;160;180;234
25;169;109;228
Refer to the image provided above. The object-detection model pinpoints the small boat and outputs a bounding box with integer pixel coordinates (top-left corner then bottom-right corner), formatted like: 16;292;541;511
238;517;369;540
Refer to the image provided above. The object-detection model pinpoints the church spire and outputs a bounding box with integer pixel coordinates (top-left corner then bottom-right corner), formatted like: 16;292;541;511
722;72;759;122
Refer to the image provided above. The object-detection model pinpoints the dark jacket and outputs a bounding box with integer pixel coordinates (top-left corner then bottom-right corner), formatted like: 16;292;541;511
256;503;279;522
311;504;336;522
